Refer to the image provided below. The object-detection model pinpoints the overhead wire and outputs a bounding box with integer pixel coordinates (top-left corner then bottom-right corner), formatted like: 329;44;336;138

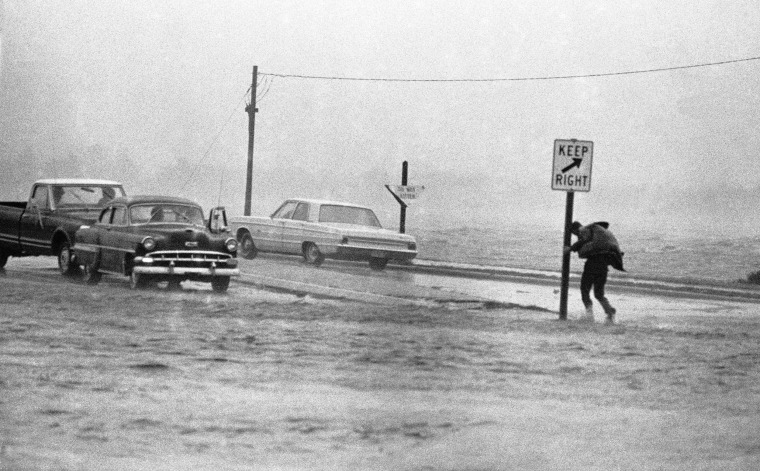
256;75;272;102
180;54;760;196
179;86;251;190
260;55;760;82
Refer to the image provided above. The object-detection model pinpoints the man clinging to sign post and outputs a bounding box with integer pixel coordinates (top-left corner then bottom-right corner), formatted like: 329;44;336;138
564;221;625;324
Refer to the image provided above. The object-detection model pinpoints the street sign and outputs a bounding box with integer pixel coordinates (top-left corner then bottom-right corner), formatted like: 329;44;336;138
386;185;425;205
552;139;593;192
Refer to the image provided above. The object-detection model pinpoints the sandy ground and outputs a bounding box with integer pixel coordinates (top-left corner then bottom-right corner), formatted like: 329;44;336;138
1;260;760;470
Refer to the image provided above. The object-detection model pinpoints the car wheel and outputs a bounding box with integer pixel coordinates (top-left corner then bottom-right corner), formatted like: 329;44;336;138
369;257;389;271
57;241;78;276
0;249;8;269
303;243;325;267
82;260;102;285
239;232;258;260
211;276;230;292
130;271;150;289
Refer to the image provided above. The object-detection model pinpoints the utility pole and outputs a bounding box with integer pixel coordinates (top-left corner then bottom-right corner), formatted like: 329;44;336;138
400;161;408;233
244;66;258;216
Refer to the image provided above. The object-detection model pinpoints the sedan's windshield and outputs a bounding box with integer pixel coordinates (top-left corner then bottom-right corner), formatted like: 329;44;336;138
318;205;382;228
130;204;205;226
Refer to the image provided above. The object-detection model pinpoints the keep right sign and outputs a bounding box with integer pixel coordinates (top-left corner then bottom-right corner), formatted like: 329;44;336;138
552;139;593;192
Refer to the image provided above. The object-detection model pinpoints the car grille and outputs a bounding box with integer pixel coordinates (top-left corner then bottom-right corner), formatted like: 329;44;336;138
146;250;233;268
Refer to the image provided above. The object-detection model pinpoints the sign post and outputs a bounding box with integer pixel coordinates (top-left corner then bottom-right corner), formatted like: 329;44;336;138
385;161;425;234
552;139;593;320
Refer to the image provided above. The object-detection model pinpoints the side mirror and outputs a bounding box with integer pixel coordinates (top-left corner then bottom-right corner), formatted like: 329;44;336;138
207;206;229;234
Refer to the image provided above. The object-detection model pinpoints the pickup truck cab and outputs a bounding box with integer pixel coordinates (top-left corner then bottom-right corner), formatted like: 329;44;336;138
0;179;126;273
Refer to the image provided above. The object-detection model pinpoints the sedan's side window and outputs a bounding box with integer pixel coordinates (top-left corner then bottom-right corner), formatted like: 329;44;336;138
98;208;113;224
112;206;128;226
272;201;298;219
292;203;309;221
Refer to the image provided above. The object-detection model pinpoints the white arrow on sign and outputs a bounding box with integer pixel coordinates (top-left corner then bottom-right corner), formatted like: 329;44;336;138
386;185;426;205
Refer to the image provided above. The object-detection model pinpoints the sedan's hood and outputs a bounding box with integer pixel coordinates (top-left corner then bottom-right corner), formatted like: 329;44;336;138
142;224;225;251
142;224;208;236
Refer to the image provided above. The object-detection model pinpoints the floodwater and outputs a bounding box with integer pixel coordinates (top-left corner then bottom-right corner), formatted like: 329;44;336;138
1;256;759;470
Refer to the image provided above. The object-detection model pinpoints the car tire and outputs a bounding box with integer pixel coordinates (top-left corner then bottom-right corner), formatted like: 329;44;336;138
0;249;8;269
239;232;258;260
303;243;325;267
211;276;230;292
57;241;78;276
82;260;102;285
369;257;388;271
130;271;150;289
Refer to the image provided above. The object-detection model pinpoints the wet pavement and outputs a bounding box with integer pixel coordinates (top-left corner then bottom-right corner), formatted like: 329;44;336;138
237;255;493;308
239;254;760;322
6;253;760;323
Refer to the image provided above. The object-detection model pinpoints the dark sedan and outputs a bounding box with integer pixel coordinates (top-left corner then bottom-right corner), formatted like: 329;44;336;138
73;196;239;292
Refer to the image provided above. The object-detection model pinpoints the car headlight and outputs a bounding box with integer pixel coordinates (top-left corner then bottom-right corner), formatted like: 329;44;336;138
142;236;156;252
225;238;238;252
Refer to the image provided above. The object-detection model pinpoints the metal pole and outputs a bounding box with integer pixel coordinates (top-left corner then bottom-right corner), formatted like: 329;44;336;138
400;161;408;234
244;66;258;216
559;191;574;320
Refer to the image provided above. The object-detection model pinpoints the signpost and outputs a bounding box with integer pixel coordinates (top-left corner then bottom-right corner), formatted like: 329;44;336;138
385;161;425;234
386;185;426;203
552;139;593;192
552;139;593;320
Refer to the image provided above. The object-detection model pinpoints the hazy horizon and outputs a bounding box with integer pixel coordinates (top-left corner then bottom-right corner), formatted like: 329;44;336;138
2;1;760;238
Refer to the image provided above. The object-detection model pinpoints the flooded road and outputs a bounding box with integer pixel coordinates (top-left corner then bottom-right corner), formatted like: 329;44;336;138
238;254;760;324
1;255;760;469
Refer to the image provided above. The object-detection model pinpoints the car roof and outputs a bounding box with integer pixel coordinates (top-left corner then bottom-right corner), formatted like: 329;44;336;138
287;198;373;210
108;195;202;207
35;179;122;185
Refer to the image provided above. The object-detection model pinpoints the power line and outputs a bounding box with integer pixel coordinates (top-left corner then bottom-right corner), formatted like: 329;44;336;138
262;55;760;82
256;75;273;102
179;88;250;189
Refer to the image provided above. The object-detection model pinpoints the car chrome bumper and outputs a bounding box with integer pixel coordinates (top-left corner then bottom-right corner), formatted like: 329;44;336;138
133;266;240;276
336;246;417;261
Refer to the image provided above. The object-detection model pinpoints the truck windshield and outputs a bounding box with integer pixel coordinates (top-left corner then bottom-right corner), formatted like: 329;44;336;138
52;185;125;208
130;204;205;226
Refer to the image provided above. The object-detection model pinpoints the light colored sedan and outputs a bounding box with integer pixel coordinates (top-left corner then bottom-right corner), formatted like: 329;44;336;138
229;199;417;270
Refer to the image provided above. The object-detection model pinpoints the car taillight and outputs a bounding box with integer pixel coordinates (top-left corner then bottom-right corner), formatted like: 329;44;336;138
408;242;417;250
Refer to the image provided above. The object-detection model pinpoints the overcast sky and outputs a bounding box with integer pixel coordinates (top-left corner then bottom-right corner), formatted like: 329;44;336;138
3;0;760;235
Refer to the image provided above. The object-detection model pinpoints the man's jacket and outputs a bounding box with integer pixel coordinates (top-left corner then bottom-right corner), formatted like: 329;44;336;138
572;222;625;271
